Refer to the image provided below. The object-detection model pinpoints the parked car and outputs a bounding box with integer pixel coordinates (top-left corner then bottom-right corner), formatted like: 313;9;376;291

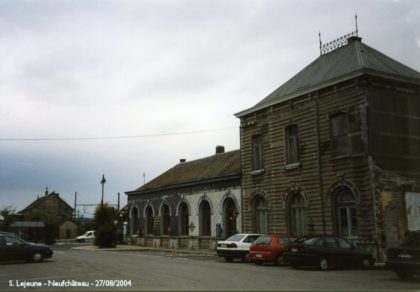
217;233;261;262
284;235;374;270
0;232;53;262
76;230;95;242
386;231;420;280
249;234;294;265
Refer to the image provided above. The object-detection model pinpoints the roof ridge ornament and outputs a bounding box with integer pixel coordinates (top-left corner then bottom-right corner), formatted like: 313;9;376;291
318;14;359;56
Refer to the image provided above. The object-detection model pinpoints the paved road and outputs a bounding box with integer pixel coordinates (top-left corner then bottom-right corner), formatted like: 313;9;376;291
0;246;419;291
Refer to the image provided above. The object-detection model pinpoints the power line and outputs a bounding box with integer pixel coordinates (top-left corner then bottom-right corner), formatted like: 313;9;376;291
0;127;238;141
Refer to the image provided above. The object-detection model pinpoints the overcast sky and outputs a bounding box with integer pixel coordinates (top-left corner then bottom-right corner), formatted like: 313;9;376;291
1;0;419;217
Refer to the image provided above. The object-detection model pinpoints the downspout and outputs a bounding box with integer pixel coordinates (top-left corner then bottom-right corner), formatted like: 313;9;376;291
314;96;326;234
363;87;381;261
239;122;245;233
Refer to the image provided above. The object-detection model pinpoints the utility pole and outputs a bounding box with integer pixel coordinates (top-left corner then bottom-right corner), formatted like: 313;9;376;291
74;192;77;221
100;174;106;208
117;192;120;211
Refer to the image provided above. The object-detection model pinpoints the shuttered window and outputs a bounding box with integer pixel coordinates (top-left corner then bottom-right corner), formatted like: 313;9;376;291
252;135;264;170
285;125;300;165
330;113;349;155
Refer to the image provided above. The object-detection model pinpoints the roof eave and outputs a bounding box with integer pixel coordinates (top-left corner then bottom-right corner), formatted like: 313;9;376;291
235;70;365;118
125;174;241;196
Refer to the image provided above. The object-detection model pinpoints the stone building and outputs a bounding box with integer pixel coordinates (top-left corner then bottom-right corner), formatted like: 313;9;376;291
235;34;420;261
126;146;241;250
14;189;74;241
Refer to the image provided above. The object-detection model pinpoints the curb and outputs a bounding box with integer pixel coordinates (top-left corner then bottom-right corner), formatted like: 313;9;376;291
72;245;217;257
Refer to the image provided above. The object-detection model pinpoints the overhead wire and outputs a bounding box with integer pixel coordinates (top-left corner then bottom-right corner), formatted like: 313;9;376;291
0;126;239;141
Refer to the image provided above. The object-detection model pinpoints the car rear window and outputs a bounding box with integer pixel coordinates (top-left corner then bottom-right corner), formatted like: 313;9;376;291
254;236;271;244
225;234;245;242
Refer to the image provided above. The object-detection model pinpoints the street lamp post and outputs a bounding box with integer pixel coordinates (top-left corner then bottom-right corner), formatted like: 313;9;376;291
100;174;107;208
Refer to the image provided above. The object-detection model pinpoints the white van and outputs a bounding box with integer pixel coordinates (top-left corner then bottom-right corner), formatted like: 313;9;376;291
76;230;95;242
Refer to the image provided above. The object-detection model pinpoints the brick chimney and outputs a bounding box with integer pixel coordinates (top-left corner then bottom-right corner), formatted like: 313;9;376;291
215;145;225;154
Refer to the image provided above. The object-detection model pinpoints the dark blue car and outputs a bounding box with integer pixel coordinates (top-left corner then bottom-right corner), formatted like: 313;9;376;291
0;232;53;262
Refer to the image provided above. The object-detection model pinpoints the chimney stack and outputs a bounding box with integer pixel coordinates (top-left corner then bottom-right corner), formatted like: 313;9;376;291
216;145;225;154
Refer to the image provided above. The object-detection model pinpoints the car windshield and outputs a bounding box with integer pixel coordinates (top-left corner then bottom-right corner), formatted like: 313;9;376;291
225;234;245;242
254;236;271;244
295;236;320;245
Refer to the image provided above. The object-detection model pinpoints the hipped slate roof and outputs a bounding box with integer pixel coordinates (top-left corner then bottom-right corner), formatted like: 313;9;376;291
127;150;241;194
236;36;420;117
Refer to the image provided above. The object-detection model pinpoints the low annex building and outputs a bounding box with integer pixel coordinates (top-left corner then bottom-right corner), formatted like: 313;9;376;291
126;146;241;250
235;33;420;261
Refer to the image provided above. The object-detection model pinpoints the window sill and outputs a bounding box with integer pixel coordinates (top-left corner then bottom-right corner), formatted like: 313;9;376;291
330;154;350;161
250;169;265;176
284;162;301;170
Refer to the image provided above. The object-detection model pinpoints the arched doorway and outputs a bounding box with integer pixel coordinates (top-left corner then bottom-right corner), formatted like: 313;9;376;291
145;206;154;235
253;196;268;234
199;200;211;236
178;202;189;236
161;204;171;235
223;198;237;237
131;207;139;235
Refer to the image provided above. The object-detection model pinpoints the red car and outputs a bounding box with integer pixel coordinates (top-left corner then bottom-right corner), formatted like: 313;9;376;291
249;234;294;265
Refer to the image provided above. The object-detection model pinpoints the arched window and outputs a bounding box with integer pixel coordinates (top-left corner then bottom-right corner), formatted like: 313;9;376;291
253;196;268;234
288;193;306;236
161;204;171;235
178;202;189;236
335;188;357;237
145;206;154;235
199;200;211;236
223;197;237;238
131;207;139;235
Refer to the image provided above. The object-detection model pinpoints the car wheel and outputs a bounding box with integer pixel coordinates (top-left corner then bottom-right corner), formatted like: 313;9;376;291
224;256;234;262
360;258;373;269
319;258;329;271
275;254;286;266
242;253;250;263
255;261;263;265
32;252;44;263
291;263;300;269
396;271;413;280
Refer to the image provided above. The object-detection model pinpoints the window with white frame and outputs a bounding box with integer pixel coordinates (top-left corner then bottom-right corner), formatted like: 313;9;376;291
289;193;306;237
335;188;358;237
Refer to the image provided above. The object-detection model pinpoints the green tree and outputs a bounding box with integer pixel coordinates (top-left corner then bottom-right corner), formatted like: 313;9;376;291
0;206;16;232
93;203;117;248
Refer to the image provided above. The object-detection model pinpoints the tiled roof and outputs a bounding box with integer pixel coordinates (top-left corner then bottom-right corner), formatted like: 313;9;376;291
236;37;420;117
128;150;241;193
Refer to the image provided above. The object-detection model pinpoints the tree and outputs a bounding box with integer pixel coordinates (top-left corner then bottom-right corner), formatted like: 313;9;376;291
0;206;16;232
93;203;117;248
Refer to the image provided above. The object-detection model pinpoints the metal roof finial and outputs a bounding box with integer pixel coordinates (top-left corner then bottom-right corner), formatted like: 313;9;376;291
355;13;358;36
319;31;322;56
